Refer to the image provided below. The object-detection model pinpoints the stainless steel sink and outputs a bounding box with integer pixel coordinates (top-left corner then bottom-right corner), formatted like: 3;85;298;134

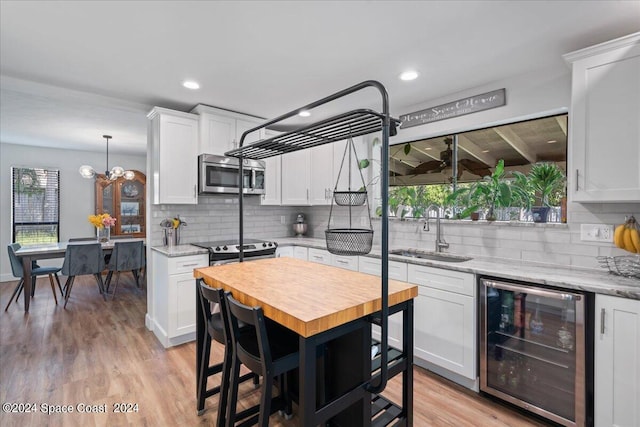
389;249;472;263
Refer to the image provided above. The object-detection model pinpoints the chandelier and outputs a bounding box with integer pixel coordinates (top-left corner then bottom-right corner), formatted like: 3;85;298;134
79;135;135;180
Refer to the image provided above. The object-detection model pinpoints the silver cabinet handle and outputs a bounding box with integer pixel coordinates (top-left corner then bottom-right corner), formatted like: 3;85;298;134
182;263;200;267
600;308;605;335
575;169;579;192
194;184;197;198
306;189;309;201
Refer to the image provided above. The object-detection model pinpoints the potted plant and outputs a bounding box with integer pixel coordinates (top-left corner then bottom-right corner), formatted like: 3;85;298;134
527;162;565;223
446;159;512;221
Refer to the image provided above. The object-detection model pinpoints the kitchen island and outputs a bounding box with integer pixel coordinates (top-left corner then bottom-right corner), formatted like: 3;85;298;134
194;257;418;426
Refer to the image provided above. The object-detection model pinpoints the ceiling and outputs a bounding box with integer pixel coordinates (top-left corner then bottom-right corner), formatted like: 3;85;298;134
1;1;639;155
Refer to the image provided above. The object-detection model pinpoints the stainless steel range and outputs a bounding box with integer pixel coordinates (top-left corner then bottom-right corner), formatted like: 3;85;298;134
192;238;277;265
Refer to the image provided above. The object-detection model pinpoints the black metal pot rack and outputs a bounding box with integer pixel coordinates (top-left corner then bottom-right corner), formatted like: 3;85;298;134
225;80;405;424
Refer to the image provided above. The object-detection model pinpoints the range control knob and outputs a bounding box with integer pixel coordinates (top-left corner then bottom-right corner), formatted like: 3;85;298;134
268;243;273;247
262;243;267;247
215;247;221;252
222;246;228;251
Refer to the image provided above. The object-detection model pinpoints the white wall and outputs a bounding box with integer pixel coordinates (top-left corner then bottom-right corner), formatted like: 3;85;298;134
0;142;146;280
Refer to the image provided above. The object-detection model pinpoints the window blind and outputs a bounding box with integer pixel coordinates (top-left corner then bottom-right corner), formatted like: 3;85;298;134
12;167;60;244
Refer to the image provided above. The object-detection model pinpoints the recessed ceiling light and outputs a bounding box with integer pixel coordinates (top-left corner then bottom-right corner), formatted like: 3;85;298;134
399;70;419;81
298;110;311;117
425;147;432;150
547;140;557;144
482;150;490;153
183;80;200;90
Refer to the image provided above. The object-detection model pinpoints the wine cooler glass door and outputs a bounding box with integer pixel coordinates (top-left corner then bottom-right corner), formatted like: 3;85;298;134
480;279;586;427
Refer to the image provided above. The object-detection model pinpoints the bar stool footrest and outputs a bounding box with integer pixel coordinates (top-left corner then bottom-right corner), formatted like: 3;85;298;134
371;394;403;427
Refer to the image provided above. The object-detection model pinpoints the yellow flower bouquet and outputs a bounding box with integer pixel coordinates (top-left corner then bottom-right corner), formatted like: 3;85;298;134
88;213;117;229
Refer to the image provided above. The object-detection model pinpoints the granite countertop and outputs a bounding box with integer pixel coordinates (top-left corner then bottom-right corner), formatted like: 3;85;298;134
275;237;640;300
151;244;209;257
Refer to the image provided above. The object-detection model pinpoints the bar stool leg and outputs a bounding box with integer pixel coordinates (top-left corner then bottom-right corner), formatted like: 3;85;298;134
197;334;211;415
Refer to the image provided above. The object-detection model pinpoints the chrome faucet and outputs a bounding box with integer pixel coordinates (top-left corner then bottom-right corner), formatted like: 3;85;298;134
423;204;449;253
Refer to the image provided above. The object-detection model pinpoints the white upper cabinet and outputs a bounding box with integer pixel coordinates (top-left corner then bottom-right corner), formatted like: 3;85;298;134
309;143;335;205
564;33;640;202
281;149;311;205
191;105;264;156
147;107;199;205
261;129;282;205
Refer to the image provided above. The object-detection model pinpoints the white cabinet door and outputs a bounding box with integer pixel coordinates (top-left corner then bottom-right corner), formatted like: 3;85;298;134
414;285;475;379
196;112;236;155
595;294;640;427
276;246;294;258
566;34;640;202
293;246;308;260
359;256;407;350
262;155;281;205
281;149;310;205
151;251;208;347
308;248;331;265
309;144;335;205
408;264;476;380
148;108;199;205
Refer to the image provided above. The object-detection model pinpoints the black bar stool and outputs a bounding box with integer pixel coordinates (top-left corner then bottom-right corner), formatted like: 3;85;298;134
225;293;300;427
197;282;257;424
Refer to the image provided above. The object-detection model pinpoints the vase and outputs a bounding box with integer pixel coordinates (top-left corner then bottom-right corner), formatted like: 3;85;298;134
97;226;110;243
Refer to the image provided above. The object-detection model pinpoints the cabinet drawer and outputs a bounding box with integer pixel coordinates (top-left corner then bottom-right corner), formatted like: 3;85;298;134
332;254;358;271
358;256;408;281
168;254;209;275
308;248;332;265
293;246;308;260
408;264;475;297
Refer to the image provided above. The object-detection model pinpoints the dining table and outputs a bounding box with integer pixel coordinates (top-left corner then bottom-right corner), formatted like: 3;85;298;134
194;256;418;426
13;238;145;312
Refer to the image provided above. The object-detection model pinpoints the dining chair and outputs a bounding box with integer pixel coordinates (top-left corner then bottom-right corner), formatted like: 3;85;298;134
61;243;106;308
5;243;63;310
225;293;299;427
104;240;145;299
196;281;258;423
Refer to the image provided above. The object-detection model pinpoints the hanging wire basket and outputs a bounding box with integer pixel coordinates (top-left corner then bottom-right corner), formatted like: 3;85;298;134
333;190;368;206
597;255;640;279
325;228;373;256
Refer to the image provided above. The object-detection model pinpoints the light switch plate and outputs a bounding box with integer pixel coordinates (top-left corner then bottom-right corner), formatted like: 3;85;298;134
580;224;614;242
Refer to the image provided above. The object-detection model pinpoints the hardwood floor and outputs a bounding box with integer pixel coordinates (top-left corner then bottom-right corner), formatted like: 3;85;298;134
0;274;550;426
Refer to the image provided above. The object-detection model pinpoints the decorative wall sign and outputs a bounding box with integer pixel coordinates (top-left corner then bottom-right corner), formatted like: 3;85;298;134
400;88;506;128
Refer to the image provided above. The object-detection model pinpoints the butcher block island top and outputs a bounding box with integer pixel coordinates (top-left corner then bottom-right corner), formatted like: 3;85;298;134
194;257;418;337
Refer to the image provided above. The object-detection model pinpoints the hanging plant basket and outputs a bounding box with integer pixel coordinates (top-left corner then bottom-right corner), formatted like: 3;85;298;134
325;228;373;256
333;190;367;206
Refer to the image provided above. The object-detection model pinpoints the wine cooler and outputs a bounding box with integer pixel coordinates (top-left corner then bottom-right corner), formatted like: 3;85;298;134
480;278;592;427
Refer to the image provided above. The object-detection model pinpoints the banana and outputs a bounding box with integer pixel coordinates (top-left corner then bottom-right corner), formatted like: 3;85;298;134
623;227;636;253
629;227;640;254
614;224;626;249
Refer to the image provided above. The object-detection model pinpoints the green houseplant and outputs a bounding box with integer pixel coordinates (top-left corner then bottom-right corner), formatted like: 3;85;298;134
527;162;565;222
446;159;512;221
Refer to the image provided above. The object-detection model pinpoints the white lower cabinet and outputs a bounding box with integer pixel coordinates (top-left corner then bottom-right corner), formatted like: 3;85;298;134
151;251;209;348
595;294;640;427
308;248;332;265
293;246;308;260
276;246;308;260
408;264;476;382
359;256;407;350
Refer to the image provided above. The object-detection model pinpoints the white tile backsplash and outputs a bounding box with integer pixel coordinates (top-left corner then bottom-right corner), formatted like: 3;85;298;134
302;200;640;270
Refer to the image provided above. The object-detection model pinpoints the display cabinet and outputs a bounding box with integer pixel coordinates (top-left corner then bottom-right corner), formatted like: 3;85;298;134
95;170;146;237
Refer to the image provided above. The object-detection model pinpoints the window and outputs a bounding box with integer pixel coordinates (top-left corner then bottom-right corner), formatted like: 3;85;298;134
12;167;60;244
388;114;568;222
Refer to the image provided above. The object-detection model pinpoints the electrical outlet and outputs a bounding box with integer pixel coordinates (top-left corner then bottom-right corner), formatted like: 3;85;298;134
580;224;614;242
280;216;286;225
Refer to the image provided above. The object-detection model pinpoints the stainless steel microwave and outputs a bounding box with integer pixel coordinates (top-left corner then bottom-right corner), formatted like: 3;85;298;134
198;154;265;195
